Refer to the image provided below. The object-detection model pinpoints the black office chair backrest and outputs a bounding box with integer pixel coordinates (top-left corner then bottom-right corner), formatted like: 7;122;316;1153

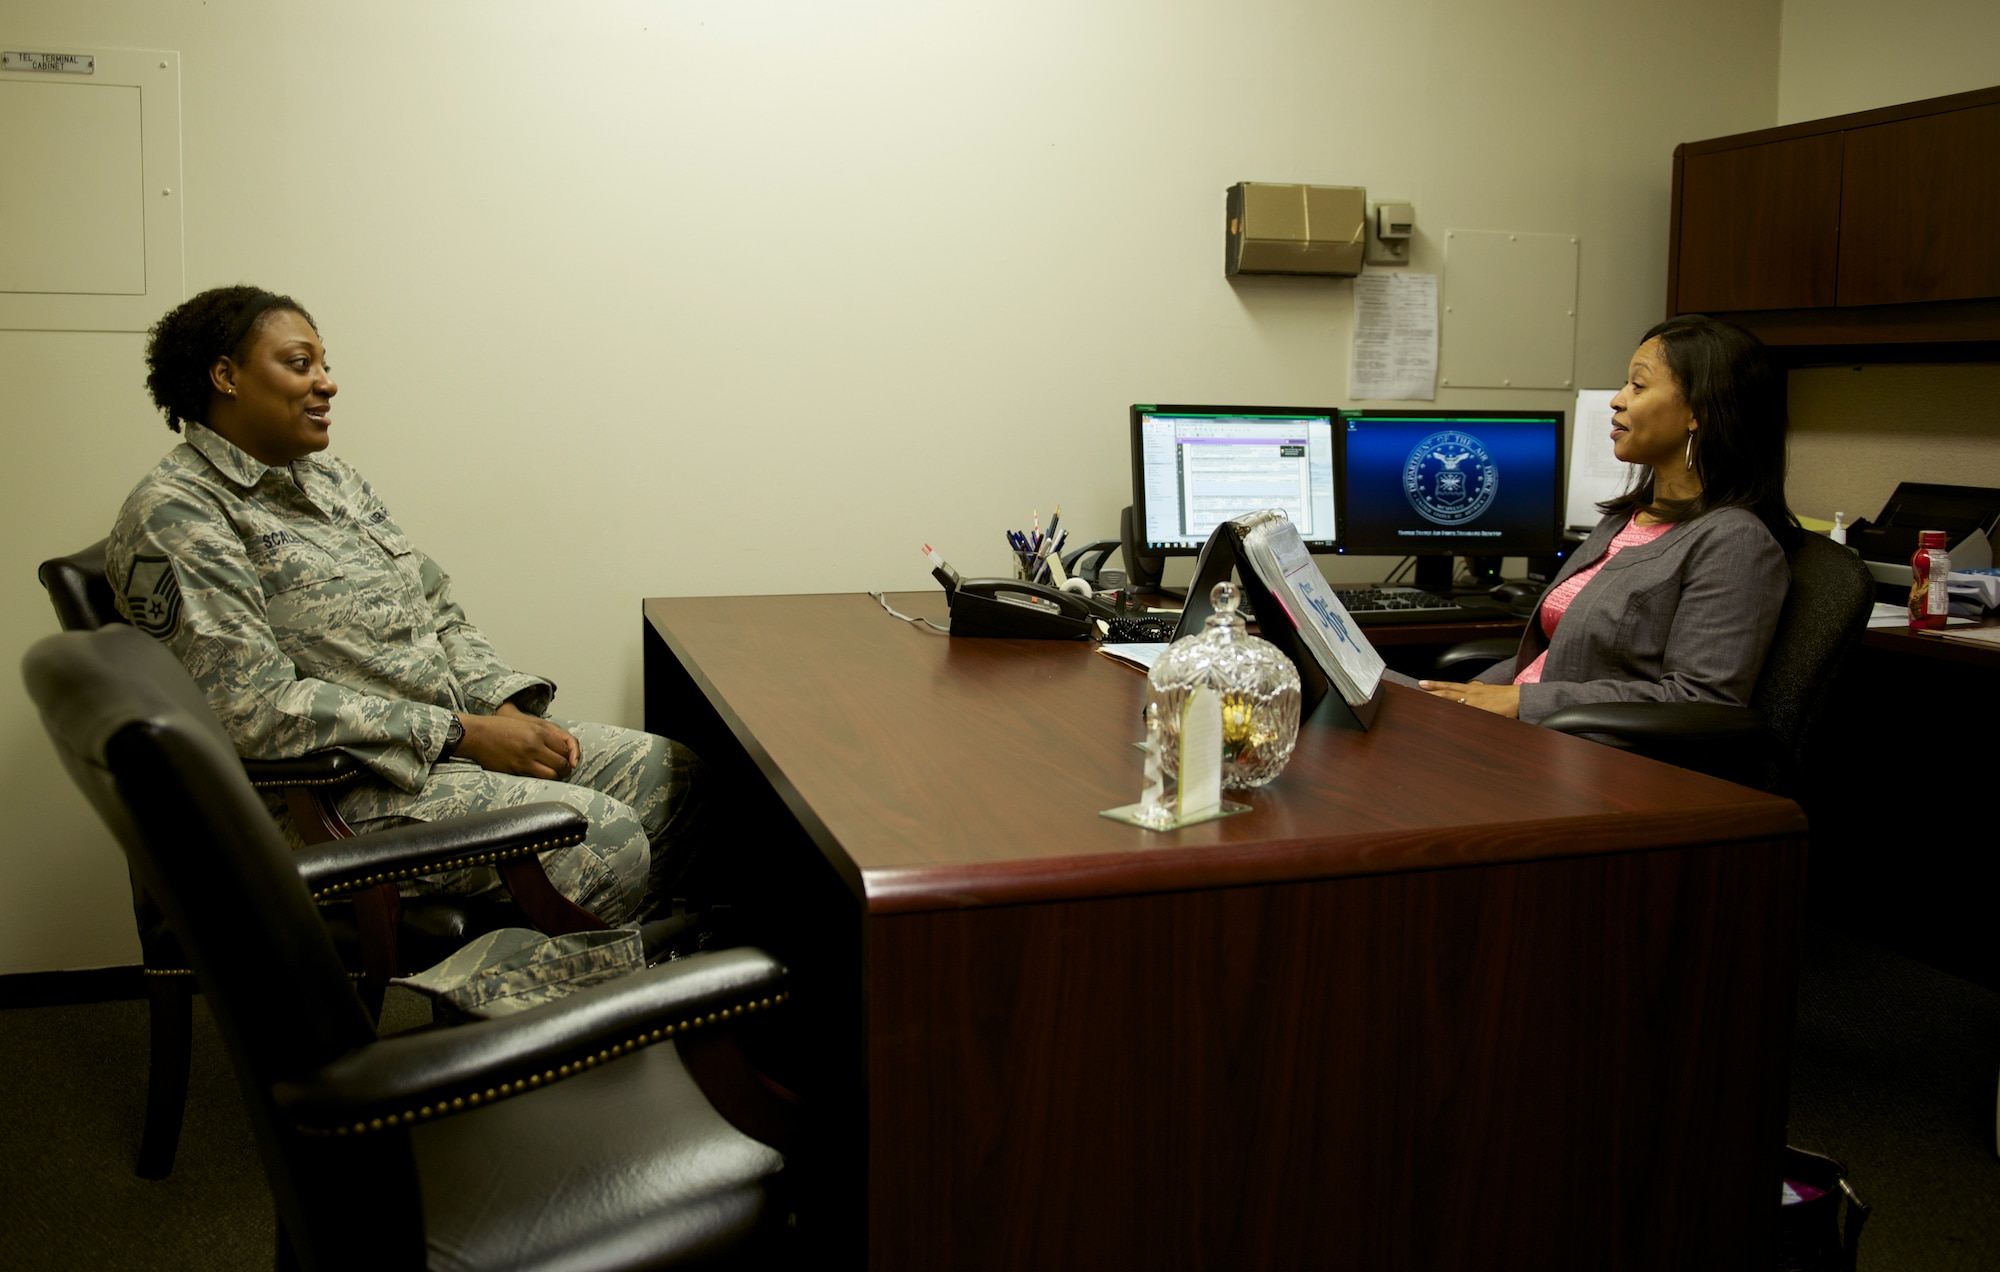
38;539;123;631
22;627;378;1080
1746;531;1876;780
38;539;195;999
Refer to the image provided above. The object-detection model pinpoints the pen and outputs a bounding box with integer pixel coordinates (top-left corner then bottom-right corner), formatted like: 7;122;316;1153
1009;530;1040;578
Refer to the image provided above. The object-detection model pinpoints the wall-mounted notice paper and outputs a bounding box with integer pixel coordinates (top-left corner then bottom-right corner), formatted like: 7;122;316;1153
1349;272;1438;401
1566;388;1637;532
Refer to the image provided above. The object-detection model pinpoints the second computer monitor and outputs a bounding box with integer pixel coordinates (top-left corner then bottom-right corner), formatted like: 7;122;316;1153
1338;409;1565;567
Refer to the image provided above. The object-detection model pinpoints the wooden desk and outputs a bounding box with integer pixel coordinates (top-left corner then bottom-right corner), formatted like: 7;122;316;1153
1804;613;2000;989
644;593;1808;1271
1861;612;2000;669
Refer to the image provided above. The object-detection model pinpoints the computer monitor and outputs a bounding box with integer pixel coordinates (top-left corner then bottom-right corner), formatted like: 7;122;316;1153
1129;404;1341;560
1336;409;1565;588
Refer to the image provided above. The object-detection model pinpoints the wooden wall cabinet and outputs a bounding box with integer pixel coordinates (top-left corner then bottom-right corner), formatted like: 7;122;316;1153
1668;86;2000;361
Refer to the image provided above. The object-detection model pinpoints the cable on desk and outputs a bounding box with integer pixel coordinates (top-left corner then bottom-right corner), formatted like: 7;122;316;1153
869;591;951;635
1103;614;1177;643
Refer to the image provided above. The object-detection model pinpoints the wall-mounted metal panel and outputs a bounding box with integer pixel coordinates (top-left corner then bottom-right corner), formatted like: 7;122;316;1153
1438;229;1578;391
0;46;182;332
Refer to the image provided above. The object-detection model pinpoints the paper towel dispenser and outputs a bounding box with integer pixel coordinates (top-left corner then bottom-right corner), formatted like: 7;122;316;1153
1225;182;1366;278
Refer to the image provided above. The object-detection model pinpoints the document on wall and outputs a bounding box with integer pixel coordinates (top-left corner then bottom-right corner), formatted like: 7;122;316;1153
1566;388;1637;531
1349;272;1438;401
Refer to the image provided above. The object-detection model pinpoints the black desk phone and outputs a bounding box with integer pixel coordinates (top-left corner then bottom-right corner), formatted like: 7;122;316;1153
930;557;1112;639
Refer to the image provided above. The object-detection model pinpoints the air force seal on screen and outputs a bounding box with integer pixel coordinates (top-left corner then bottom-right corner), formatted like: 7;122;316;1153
1402;430;1498;526
124;555;184;639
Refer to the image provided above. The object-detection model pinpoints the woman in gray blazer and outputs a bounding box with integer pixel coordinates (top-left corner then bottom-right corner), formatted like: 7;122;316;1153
1419;315;1796;724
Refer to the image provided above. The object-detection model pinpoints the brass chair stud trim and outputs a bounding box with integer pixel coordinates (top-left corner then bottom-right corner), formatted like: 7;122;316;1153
308;831;587;901
247;774;361;791
295;990;789;1136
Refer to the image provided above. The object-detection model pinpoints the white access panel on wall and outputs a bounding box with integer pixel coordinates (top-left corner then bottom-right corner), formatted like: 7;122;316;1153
1437;230;1578;391
0;47;183;332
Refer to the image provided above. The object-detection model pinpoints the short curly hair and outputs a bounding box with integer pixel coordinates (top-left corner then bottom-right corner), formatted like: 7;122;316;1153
143;285;317;432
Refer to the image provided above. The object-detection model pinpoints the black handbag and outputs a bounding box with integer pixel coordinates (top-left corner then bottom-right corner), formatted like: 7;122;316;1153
1778;1146;1869;1272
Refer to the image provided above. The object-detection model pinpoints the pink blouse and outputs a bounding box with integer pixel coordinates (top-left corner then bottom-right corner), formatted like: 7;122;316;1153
1514;516;1675;685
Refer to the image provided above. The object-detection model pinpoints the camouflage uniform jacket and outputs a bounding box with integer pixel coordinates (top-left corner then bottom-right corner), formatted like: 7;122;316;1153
106;423;553;794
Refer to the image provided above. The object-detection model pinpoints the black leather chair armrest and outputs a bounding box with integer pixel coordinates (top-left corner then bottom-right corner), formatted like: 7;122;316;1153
1537;701;1767;742
241;750;370;791
292;803;589;900
272;946;789;1134
1432;636;1520;678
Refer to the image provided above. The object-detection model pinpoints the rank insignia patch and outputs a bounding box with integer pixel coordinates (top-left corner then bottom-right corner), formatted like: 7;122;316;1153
125;554;185;639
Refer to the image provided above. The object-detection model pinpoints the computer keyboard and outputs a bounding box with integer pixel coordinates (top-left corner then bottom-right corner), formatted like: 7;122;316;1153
1333;586;1475;625
1335;586;1461;613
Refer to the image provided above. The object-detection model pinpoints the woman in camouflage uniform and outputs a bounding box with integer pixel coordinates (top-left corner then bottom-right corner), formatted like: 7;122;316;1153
107;286;705;926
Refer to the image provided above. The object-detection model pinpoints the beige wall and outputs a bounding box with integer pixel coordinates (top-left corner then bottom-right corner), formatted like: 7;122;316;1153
1787;364;2000;526
0;0;1784;973
1777;0;2000;122
1773;2;2000;524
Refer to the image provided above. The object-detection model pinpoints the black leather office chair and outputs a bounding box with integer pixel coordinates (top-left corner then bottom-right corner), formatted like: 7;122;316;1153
1432;531;1876;796
25;624;794;1270
38;540;606;1178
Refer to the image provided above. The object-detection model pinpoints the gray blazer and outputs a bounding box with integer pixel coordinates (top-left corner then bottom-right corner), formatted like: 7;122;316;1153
1476;506;1789;724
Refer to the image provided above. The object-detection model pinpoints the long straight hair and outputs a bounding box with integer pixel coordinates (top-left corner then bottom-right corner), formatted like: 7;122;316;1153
1599;314;1797;544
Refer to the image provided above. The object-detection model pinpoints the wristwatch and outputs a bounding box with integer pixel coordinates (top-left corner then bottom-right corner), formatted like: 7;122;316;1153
437;714;466;762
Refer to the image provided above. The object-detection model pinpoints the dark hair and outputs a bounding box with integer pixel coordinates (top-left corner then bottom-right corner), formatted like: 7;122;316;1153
1599;313;1796;541
143;285;316;432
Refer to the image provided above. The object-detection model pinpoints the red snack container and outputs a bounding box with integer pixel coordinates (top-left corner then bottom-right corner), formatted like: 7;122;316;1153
1908;529;1951;630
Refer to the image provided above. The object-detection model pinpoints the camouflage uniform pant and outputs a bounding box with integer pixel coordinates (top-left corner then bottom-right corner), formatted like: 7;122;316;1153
331;719;707;926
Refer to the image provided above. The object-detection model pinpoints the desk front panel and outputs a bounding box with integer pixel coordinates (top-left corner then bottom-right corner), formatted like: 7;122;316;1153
869;833;1805;1272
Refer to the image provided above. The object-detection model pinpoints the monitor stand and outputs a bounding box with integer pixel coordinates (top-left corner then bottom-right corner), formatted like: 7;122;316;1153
1411;555;1456;592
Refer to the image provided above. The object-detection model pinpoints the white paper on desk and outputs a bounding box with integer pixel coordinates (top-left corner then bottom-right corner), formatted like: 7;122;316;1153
1098;642;1168;672
1566;389;1639;531
1939;624;2000;649
1947;571;2000;609
1867;603;1977;628
1349;273;1438;401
